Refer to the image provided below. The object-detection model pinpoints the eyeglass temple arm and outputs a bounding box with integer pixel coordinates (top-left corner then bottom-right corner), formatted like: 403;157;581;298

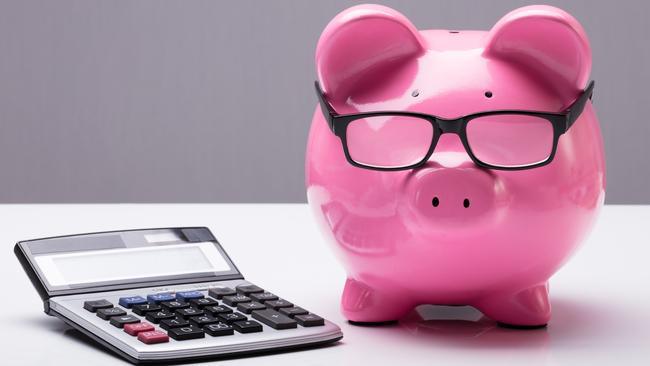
314;81;337;133
565;80;595;132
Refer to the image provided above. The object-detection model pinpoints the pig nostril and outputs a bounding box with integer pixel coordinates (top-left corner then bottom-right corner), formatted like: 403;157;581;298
463;198;470;208
432;197;440;207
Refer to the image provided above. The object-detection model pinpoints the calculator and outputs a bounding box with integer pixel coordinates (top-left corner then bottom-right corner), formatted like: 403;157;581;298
14;227;343;364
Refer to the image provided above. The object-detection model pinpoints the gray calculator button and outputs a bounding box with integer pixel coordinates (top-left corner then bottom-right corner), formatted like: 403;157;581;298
83;299;112;313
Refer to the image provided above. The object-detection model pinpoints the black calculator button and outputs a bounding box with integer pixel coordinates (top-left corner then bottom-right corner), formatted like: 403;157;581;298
295;313;325;327
189;315;219;327
97;307;127;320
208;287;236;299
167;325;205;341
265;299;293;310
132;303;162;316
252;309;298;330
145;310;175;323
233;320;263;333
217;312;248;324
110;315;140;328
249;292;278;303
204;305;233;316
176;307;204;318
279;307;309;318
160;301;190;311
204;322;234;336
190;297;218;308
236;284;264;295
222;295;251;306
237;302;267;314
83;299;113;312
160;317;190;330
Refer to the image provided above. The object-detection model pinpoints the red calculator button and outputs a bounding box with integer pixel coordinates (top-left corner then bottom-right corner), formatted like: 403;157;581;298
137;330;169;344
124;322;155;336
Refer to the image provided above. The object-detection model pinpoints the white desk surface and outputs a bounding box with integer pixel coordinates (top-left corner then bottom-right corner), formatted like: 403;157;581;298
1;204;648;365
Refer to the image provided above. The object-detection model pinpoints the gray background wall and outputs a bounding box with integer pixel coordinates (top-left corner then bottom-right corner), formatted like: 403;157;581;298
0;0;648;203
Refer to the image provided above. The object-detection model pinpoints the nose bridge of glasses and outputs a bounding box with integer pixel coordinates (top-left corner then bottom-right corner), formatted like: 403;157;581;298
436;117;464;135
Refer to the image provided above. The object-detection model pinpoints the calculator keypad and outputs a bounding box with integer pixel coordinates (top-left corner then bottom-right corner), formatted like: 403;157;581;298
83;283;326;345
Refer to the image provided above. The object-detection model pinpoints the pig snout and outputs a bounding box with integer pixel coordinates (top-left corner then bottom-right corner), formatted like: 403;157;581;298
405;159;499;225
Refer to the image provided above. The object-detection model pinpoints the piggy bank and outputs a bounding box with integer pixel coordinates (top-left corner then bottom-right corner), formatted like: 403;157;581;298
305;4;605;328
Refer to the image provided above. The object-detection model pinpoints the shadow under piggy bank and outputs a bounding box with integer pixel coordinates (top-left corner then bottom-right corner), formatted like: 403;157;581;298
385;296;615;350
398;305;550;349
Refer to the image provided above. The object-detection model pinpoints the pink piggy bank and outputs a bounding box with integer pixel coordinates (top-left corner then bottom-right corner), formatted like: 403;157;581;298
306;4;605;327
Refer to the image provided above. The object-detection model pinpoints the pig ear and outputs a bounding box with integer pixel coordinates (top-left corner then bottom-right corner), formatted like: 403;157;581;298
316;4;425;101
483;5;592;100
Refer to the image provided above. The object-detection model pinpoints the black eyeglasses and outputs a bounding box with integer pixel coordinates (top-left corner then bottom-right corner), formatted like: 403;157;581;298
315;81;594;171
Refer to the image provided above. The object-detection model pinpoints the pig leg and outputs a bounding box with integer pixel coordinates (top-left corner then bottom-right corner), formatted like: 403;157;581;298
475;283;551;328
341;278;414;323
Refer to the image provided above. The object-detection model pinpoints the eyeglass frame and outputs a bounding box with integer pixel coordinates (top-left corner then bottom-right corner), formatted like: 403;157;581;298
314;80;595;171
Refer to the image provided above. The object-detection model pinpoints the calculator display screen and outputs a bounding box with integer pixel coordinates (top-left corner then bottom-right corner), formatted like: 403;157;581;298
18;228;242;295
34;242;229;287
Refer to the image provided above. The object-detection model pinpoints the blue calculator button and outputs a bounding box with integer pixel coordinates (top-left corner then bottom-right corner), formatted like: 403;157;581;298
118;296;148;308
147;293;175;303
175;291;204;301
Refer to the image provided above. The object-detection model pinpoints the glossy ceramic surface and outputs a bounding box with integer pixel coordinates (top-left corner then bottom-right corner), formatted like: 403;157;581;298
306;5;605;327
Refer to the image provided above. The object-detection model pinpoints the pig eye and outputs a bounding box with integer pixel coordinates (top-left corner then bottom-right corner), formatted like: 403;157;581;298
484;91;493;98
411;89;420;98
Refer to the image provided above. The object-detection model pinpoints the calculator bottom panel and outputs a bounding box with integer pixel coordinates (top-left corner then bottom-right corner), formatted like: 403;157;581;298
48;279;343;364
